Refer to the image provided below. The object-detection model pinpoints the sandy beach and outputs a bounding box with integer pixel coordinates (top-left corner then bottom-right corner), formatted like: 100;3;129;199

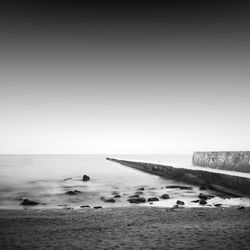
0;206;249;249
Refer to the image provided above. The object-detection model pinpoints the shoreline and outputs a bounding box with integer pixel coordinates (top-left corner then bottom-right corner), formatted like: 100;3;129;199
1;206;249;249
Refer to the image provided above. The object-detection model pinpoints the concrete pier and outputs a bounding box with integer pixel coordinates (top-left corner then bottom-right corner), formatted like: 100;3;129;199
106;157;250;197
192;151;250;173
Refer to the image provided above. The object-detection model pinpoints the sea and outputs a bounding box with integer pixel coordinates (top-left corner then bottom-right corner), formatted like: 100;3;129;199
0;154;249;209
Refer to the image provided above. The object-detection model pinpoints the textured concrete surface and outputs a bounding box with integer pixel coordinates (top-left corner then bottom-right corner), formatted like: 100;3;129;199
193;151;250;173
107;158;250;197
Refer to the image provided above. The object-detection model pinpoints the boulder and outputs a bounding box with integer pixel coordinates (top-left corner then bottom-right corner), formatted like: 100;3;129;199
160;194;170;199
127;197;146;203
237;206;245;210
82;175;90;181
21;199;39;206
148;197;159;202
199;198;207;205
199;193;215;200
176;200;185;205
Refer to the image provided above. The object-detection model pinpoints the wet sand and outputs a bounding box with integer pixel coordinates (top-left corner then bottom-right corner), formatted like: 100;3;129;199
0;207;249;249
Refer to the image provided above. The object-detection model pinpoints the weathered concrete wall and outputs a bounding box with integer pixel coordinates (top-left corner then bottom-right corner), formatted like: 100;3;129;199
193;151;250;173
106;158;250;197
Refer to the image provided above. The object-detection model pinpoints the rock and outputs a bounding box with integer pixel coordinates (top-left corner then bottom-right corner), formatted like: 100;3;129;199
21;199;39;206
199;193;215;200
114;194;121;198
101;197;116;203
65;190;81;195
176;200;185;205
137;187;144;191
214;203;223;207
237;206;245;210
160;194;170;199
94;206;102;209
135;191;144;195
199;198;207;205
166;185;192;190
191;200;200;203
63;178;72;181
128;194;140;198
82;175;90;181
149;202;153;205
111;191;119;195
80;205;90;208
127;197;146;203
148;197;159;202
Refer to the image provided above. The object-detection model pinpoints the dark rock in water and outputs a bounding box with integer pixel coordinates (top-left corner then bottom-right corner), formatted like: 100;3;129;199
176;200;185;205
166;185;192;190
237;206;245;210
114;194;121;198
199;193;215;200
21;199;39;206
137;187;144;191
82;175;90;181
94;206;102;209
63;178;72;181
80;205;90;208
129;194;140;198
127;197;146;203
65;190;81;195
101;197;116;203
199;185;207;190
135;191;144;195
148;197;159;202
191;200;200;203
214;203;223;207
160;194;170;199
199;198;207;205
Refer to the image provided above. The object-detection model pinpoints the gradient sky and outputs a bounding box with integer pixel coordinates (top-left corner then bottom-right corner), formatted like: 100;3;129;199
0;1;250;154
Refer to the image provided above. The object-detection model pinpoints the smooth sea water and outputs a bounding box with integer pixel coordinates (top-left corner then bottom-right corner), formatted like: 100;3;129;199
0;155;249;209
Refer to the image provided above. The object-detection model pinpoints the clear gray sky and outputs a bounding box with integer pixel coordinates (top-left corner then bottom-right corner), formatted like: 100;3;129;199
0;1;249;154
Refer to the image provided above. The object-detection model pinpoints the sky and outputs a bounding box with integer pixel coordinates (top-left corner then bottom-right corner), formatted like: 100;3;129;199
0;1;250;154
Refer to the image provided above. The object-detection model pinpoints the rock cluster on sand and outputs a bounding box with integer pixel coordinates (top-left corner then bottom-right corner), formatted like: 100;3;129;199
21;199;39;206
82;175;90;181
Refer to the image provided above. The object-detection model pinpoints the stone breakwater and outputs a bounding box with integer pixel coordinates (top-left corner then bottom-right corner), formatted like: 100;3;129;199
106;158;250;197
193;151;250;173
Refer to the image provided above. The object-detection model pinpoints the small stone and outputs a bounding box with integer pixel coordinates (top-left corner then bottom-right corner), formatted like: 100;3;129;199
191;200;200;203
82;175;90;181
199;198;207;205
160;194;170;199
214;203;223;207
127;197;146;203
199;193;215;200
176;200;185;205
21;199;39;206
237;206;245;210
148;197;159;202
